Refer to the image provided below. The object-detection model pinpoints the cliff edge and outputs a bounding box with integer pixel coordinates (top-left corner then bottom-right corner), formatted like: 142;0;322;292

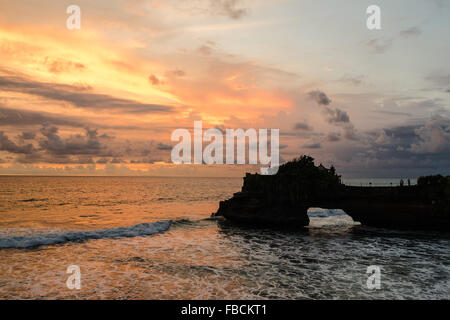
214;156;450;231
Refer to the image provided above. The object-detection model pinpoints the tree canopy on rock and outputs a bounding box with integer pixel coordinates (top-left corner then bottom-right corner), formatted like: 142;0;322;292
276;155;342;186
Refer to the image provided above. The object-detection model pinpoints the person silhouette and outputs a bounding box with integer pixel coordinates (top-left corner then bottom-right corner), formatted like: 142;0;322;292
408;179;411;187
400;179;404;187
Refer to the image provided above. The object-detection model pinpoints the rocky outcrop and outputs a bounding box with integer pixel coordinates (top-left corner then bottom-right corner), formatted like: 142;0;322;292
214;156;450;231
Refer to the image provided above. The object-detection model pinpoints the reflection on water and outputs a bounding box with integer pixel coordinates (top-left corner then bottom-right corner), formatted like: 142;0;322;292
0;177;448;299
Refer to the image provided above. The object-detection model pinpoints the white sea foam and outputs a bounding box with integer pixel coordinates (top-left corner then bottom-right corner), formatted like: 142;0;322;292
0;221;172;249
307;208;346;217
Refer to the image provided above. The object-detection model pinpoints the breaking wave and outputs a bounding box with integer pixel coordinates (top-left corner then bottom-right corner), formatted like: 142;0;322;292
0;221;172;249
307;208;346;217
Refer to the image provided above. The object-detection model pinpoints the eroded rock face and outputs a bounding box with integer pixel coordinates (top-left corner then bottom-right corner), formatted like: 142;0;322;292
214;156;450;231
216;191;310;228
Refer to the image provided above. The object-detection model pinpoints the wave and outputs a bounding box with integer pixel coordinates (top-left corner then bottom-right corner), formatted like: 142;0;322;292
307;208;346;218
0;221;172;249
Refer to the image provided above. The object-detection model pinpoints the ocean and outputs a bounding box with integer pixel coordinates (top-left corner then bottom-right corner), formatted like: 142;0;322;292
0;176;448;299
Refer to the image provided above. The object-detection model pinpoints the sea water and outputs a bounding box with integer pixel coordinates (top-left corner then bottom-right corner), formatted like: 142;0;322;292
0;176;448;299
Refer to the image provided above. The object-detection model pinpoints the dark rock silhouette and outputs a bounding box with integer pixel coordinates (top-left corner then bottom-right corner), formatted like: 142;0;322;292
214;156;450;231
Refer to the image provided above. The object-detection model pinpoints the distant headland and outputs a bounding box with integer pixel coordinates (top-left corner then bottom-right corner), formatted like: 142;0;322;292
214;156;450;231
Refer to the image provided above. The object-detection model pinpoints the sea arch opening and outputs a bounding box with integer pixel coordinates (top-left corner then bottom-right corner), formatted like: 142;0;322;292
306;207;356;227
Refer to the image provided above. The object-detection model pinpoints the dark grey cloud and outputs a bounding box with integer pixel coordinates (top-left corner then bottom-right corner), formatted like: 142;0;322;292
169;69;186;77
0;105;85;128
210;0;248;20
409;98;442;109
374;130;391;145
399;26;422;38
424;73;450;93
293;122;312;131
96;157;109;164
410;117;450;154
353;117;450;166
425;73;450;88
302;142;321;149
0;131;35;154
306;90;359;142
339;74;365;86
0;119;175;164
0;105;168;132
338;155;450;179
99;133;115;139
326;132;341;142
111;158;124;164
280;130;322;139
366;38;393;54
325;116;450;178
157;142;172;150
0;75;174;114
372;109;412;117
305;90;358;141
12;124;124;164
375;97;445;115
39;124;105;156
308;90;331;105
325;107;350;124
148;74;161;86
342;125;358;141
383;125;420;141
19;131;36;140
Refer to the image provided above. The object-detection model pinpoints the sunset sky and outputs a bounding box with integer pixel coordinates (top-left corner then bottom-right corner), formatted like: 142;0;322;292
0;0;449;177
